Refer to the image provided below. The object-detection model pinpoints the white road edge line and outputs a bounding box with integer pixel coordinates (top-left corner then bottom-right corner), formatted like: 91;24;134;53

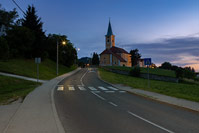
109;102;118;107
127;111;174;133
80;69;88;86
91;91;106;101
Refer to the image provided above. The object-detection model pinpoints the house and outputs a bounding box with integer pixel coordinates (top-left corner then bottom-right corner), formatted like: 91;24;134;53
100;21;131;67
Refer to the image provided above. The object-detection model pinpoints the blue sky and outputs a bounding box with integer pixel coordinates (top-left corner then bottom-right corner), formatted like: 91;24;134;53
1;0;199;71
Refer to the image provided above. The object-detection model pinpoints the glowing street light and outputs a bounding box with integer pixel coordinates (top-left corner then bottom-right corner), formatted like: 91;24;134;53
57;40;66;76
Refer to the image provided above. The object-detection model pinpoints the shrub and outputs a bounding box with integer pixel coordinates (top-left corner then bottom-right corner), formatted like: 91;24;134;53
129;66;140;77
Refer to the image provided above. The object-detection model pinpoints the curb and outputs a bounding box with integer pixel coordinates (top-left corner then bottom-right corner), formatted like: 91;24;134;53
97;69;199;112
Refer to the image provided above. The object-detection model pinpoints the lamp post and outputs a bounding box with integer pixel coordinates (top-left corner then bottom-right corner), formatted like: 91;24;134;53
57;40;66;76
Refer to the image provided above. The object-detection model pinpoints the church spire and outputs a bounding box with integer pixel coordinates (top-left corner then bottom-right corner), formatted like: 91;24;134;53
106;19;113;36
105;19;115;49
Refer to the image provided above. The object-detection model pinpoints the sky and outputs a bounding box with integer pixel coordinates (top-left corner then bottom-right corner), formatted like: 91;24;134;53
1;0;199;71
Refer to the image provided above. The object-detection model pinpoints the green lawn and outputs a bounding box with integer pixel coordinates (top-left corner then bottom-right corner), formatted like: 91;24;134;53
0;75;40;104
99;68;199;102
104;66;176;78
0;58;77;80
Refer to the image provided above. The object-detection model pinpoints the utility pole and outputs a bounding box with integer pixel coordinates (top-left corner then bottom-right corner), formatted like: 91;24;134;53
57;40;59;76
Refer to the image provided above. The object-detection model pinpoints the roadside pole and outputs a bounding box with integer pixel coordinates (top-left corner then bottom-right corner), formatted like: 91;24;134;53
144;58;152;89
35;57;41;82
147;65;150;88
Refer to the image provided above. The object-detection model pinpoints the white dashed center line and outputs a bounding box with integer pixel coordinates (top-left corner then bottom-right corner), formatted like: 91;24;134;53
109;102;118;107
91;91;106;100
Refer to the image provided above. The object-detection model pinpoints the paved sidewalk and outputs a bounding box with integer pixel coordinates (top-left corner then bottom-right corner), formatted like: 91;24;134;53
97;71;199;112
0;72;47;83
114;84;199;112
1;68;81;133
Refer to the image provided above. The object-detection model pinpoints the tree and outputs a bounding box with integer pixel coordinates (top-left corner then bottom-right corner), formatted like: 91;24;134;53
46;34;77;67
92;52;99;65
0;4;18;29
22;5;46;58
130;49;141;67
159;62;172;70
0;36;9;60
6;26;35;58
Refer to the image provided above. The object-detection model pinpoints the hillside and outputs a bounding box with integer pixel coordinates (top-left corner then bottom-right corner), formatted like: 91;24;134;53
0;59;77;80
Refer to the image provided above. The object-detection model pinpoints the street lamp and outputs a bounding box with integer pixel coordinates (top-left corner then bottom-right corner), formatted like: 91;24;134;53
57;40;66;76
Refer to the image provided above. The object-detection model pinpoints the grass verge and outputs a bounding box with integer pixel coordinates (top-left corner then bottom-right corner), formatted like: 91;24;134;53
0;75;40;104
104;66;176;78
0;58;77;80
99;68;199;102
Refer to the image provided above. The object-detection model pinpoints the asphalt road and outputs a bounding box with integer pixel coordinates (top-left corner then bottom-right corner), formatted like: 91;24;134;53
54;68;199;133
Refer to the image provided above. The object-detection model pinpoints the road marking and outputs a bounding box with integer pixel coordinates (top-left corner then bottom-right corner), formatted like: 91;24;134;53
77;85;84;87
78;86;86;91
98;86;108;91
57;86;64;91
68;86;75;91
108;86;118;91
105;91;115;93
109;102;118;107
91;91;106;100
119;91;126;93
80;69;88;86
127;111;174;133
88;87;97;91
92;91;100;93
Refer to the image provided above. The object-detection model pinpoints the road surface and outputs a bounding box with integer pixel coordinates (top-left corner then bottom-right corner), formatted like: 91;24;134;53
54;68;199;133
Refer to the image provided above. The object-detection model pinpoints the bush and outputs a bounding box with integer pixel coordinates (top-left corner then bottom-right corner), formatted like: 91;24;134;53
0;37;9;60
129;66;140;77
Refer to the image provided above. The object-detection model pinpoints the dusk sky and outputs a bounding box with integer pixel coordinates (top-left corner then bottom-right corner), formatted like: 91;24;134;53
1;0;199;71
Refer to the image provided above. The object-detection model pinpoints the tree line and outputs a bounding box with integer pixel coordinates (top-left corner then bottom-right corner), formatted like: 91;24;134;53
130;49;196;79
0;5;77;67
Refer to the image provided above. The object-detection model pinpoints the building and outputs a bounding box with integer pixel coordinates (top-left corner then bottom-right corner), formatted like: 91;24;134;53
100;21;131;67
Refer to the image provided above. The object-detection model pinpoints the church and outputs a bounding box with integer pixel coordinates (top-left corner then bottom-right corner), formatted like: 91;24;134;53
100;21;132;67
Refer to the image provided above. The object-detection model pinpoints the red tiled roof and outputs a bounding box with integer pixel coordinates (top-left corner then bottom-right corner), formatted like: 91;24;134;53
100;47;127;62
109;46;129;54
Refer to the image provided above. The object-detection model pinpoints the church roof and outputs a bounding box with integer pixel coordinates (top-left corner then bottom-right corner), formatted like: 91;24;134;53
100;46;129;62
110;46;129;54
106;21;113;36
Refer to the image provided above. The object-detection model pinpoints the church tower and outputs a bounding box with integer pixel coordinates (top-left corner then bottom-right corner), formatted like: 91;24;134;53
105;20;115;49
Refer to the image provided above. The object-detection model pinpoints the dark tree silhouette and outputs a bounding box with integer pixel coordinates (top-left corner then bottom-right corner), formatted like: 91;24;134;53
22;5;46;58
92;52;99;65
130;49;141;67
0;4;18;29
159;62;172;70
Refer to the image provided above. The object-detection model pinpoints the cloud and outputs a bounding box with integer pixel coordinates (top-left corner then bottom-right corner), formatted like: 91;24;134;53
121;34;199;71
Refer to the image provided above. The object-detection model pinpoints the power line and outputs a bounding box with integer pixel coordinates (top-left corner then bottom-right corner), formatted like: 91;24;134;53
11;0;26;15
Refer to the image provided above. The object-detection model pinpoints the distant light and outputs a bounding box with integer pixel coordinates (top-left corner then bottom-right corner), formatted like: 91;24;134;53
62;41;66;45
77;48;80;51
